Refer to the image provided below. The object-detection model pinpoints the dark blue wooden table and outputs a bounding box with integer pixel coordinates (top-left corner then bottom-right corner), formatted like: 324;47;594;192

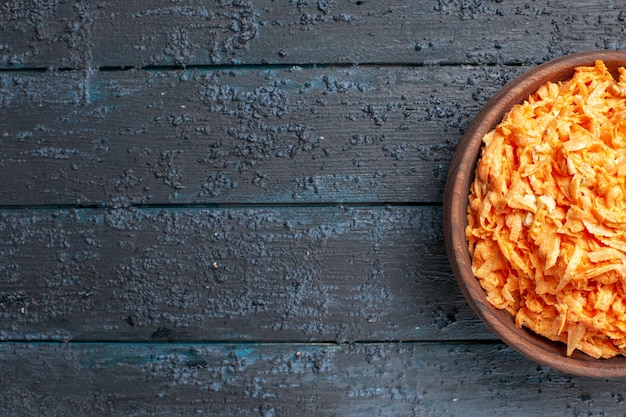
2;1;626;415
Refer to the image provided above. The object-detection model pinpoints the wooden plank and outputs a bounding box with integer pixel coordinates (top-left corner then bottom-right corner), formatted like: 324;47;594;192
0;64;526;206
1;341;624;416
0;0;622;69
0;1;81;69
0;205;491;342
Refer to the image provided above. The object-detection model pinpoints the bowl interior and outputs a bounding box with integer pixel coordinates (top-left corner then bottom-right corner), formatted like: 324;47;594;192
443;50;626;377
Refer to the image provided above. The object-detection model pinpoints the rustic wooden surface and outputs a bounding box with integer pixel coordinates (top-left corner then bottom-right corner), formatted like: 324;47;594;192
3;0;626;415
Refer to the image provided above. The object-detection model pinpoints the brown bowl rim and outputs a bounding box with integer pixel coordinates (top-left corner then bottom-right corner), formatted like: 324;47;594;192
443;50;626;378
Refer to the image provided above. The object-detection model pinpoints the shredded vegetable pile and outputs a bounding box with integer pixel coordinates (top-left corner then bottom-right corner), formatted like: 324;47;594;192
467;60;626;358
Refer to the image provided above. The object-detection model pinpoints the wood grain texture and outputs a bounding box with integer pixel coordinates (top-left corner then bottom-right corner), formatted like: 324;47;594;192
1;0;624;69
0;65;524;206
0;205;489;342
2;341;626;416
4;0;626;412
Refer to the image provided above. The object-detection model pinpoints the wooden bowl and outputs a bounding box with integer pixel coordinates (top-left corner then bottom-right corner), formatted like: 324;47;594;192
443;50;626;378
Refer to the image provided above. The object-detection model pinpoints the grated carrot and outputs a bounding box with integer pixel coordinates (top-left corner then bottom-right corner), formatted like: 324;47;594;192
467;60;626;358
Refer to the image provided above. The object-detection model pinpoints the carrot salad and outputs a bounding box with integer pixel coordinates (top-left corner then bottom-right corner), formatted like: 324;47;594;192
467;60;626;358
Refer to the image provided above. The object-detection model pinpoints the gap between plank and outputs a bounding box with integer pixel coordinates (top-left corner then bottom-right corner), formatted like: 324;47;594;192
0;201;443;212
0;339;503;346
0;60;530;75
